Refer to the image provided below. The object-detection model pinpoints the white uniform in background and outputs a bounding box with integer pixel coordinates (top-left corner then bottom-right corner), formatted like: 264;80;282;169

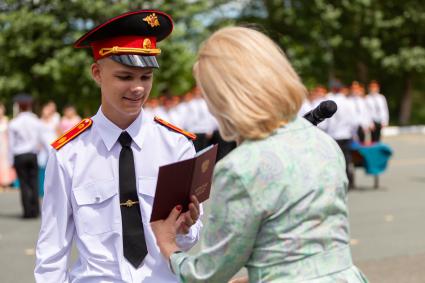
8;112;44;164
322;93;358;140
350;95;373;139
298;99;313;117
187;98;217;135
366;92;389;127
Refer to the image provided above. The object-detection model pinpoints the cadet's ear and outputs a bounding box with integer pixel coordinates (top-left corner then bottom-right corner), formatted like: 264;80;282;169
91;62;102;86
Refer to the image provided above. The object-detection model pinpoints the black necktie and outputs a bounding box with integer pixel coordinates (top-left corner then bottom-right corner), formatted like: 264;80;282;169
118;131;147;268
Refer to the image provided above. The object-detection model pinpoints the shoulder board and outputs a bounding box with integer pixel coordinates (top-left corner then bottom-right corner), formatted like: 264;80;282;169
154;116;197;141
51;118;93;150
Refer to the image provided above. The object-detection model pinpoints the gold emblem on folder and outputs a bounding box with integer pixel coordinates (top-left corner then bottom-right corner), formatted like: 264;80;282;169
201;160;210;173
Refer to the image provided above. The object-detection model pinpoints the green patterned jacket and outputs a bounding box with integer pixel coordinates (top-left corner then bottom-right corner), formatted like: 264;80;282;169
171;117;369;283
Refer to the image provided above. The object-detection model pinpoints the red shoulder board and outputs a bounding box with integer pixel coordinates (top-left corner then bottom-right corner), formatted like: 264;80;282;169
51;118;93;150
154;116;197;141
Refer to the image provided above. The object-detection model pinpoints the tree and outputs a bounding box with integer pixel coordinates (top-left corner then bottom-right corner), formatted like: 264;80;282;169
0;0;216;115
221;0;425;124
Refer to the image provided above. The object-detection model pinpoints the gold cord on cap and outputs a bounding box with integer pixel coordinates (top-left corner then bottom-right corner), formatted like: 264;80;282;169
99;46;161;57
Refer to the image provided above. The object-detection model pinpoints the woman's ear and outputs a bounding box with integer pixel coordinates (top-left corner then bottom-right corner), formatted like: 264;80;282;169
91;62;102;86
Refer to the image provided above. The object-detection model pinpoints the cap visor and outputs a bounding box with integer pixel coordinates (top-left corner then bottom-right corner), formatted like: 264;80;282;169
110;55;159;68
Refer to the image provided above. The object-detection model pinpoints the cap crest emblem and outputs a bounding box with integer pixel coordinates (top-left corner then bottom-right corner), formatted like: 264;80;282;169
143;38;152;49
143;13;160;28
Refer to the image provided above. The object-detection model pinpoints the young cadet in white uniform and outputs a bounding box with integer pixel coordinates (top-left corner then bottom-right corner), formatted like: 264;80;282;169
322;87;358;188
350;84;373;143
34;10;202;283
366;81;389;142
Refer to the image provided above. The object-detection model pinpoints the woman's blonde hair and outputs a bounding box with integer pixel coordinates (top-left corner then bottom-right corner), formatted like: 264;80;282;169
193;26;306;142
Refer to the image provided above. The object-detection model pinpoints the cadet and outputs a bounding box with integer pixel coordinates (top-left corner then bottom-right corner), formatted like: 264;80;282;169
322;85;358;188
366;80;389;142
35;10;202;283
8;94;44;218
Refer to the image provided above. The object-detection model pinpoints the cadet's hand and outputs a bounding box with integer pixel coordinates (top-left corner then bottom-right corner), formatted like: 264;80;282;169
151;205;182;259
176;195;200;235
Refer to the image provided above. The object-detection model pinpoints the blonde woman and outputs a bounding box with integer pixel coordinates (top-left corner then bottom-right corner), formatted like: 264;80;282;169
152;27;368;283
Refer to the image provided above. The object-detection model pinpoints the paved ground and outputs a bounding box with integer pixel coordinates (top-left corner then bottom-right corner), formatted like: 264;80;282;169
0;133;424;282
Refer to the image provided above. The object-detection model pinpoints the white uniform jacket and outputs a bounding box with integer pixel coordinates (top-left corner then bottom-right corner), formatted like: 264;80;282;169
35;108;202;283
366;93;389;126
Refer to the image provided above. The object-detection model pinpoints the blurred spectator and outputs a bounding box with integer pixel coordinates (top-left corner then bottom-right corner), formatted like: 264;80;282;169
58;105;81;134
38;102;61;197
8;94;44;218
0;103;16;188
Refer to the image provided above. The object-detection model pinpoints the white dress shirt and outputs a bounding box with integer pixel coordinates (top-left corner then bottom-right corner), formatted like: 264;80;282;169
366;92;389;126
321;93;358;140
350;96;373;129
35;108;202;283
187;98;218;134
8;111;44;163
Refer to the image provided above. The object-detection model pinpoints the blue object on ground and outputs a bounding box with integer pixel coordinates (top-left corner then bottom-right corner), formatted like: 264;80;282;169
350;142;393;175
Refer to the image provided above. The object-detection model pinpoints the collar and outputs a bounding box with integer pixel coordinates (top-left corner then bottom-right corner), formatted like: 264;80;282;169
93;108;148;151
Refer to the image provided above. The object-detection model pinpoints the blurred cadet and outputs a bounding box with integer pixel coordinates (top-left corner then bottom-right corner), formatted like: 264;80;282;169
151;27;368;283
350;82;373;143
8;94;44;218
0;103;15;189
38;102;61;197
366;80;389;142
35;10;201;283
322;83;358;188
298;85;328;116
187;87;218;151
58;104;82;134
176;89;197;130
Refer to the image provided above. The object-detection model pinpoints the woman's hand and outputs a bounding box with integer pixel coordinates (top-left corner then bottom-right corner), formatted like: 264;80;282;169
151;196;200;259
151;205;182;259
176;195;200;235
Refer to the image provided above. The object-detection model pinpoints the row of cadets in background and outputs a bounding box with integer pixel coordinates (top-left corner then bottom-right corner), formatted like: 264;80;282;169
299;80;389;144
298;80;389;189
144;86;236;161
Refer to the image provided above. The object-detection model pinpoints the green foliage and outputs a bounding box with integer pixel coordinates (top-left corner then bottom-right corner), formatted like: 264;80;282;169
1;0;424;123
227;0;425;124
0;0;213;116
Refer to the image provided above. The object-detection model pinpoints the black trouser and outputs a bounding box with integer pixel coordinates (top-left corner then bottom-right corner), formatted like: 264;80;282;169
371;121;382;142
357;126;366;143
336;139;354;189
14;153;40;218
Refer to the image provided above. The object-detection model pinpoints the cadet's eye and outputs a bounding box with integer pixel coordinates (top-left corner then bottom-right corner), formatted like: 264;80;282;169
116;75;132;81
141;74;153;81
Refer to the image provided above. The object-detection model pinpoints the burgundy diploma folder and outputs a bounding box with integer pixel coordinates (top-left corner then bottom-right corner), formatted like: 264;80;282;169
150;144;218;222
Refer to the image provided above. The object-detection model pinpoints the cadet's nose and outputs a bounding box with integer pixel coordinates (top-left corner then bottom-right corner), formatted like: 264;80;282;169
130;84;144;95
